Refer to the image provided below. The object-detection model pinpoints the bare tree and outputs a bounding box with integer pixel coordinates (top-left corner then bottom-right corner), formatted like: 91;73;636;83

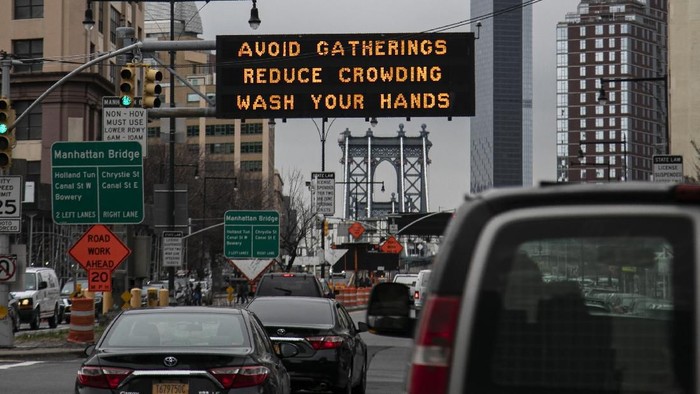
278;169;317;272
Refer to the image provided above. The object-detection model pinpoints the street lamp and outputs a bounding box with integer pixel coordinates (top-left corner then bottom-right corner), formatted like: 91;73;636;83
597;76;669;154
311;118;337;171
249;0;261;30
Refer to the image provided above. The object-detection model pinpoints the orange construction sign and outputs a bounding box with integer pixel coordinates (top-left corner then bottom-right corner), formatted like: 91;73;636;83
70;225;131;272
380;236;404;254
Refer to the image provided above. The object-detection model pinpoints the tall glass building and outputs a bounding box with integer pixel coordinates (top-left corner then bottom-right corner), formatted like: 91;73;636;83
470;0;533;193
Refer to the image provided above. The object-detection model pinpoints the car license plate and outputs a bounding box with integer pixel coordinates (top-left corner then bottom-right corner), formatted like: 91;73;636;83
152;382;188;394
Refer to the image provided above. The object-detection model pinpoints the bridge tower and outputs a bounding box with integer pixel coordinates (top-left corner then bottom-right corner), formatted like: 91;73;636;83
339;123;431;219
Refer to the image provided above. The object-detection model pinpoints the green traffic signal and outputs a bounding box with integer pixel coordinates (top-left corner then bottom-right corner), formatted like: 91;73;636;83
0;124;7;134
120;95;133;107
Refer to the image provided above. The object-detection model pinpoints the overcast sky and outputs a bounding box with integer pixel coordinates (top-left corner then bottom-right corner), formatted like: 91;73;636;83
191;0;580;212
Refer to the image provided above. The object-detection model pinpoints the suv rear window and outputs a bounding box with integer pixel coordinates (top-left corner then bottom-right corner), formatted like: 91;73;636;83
465;216;694;393
255;274;322;297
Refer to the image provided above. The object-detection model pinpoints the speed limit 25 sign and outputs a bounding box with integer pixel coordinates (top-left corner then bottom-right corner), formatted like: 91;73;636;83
0;176;22;233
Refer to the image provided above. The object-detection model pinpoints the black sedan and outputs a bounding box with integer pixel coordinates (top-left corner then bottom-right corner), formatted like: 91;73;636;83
75;307;296;394
247;296;368;394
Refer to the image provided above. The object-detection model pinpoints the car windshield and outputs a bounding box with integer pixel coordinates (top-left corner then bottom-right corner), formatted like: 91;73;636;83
393;276;417;286
248;299;334;326
101;312;251;348
24;273;38;291
256;276;321;297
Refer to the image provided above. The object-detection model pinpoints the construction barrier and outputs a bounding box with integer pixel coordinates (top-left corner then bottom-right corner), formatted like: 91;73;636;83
147;288;159;307
130;288;142;309
344;287;358;308
356;287;370;307
159;289;169;306
67;298;95;344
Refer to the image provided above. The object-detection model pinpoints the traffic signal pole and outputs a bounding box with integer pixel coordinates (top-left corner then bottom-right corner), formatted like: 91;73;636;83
0;56;11;347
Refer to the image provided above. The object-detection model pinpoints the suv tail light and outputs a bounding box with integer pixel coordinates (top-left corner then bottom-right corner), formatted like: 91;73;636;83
210;366;270;388
413;290;420;300
77;366;132;389
306;335;344;350
408;295;460;394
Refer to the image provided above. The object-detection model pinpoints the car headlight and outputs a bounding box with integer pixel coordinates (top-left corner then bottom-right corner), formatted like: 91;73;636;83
20;298;32;307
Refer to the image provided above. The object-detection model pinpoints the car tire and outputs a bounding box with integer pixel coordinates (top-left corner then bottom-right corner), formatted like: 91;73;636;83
352;359;367;394
48;305;59;328
29;307;40;330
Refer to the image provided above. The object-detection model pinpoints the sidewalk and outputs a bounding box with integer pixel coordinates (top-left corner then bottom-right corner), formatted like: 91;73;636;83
0;327;88;359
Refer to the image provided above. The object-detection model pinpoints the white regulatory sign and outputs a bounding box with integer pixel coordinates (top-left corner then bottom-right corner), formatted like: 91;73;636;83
312;172;335;216
162;231;183;267
0;176;22;234
653;155;684;183
102;96;148;156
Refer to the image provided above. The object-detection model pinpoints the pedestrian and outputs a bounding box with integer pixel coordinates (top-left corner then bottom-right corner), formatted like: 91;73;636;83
237;280;249;304
193;282;202;306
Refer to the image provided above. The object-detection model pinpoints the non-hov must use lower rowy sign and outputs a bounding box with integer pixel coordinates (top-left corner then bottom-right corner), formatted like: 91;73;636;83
51;141;144;224
224;210;280;259
216;33;474;119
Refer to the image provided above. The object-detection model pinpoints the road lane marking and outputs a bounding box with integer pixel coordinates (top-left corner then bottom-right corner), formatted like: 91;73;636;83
0;361;43;369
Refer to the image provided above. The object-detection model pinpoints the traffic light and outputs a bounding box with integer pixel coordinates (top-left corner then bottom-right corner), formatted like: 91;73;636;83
119;64;136;107
0;98;15;170
143;66;163;109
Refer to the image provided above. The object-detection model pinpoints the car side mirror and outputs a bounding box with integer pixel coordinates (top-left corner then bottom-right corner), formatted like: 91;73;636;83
357;321;369;333
39;281;48;290
366;283;415;338
83;344;96;357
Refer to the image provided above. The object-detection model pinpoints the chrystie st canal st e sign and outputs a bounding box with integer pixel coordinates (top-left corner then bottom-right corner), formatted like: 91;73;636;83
51;141;144;224
69;225;131;292
224;210;280;259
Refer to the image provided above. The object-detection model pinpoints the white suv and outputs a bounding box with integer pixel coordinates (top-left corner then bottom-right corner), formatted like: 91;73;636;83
12;267;62;329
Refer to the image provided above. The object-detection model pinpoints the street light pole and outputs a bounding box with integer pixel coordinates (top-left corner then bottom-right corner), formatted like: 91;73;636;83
598;76;669;154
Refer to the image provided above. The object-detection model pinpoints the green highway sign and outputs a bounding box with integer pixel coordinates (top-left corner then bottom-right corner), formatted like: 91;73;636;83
51;141;144;224
224;210;279;259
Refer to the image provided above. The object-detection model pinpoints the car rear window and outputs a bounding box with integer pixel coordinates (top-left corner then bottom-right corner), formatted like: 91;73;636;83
465;216;694;393
248;299;334;326
101;313;251;348
256;275;322;297
393;276;417;286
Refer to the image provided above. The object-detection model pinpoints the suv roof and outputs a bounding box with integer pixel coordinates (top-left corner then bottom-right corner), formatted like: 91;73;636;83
255;272;325;297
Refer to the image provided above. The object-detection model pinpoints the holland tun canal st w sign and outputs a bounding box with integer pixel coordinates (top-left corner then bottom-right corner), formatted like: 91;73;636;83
51;141;144;224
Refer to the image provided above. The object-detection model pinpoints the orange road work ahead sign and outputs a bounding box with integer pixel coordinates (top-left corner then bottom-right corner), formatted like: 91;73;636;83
380;236;404;254
69;225;131;292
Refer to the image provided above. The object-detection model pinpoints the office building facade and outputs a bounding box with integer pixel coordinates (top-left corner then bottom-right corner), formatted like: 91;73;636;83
470;0;533;193
556;0;668;183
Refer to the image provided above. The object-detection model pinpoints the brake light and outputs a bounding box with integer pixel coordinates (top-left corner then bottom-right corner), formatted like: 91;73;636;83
408;296;460;394
306;335;344;350
413;290;419;300
209;366;270;389
77;366;132;389
674;184;700;202
282;274;295;277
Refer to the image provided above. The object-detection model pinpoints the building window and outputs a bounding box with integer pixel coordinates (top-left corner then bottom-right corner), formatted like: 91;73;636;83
580;93;587;103
13;100;42;140
595;52;604;62
579;66;586;77
147;127;160;138
596;131;605;140
205;124;234;136
110;6;121;44
580;26;586;36
241;142;263;153
580;119;587;128
596;168;605;179
595;25;603;35
596;144;604;153
595;39;603;48
14;0;43;19
579;39;586;50
596;118;604;127
98;2;104;33
209;143;234;154
595;65;604;75
579;80;587;90
187;94;199;103
608;38;615;48
12;39;42;73
579;53;586;63
241;123;263;135
186;125;199;137
580;107;586;116
241;160;263;172
580;131;587;141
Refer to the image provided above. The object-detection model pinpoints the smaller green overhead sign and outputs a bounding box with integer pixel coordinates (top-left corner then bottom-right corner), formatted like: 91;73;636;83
224;210;280;259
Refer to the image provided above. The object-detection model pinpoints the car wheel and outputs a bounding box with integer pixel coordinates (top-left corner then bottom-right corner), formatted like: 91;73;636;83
352;359;367;394
48;305;58;328
29;307;40;330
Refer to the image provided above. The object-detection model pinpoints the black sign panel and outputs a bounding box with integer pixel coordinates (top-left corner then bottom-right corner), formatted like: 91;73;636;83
216;33;475;119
